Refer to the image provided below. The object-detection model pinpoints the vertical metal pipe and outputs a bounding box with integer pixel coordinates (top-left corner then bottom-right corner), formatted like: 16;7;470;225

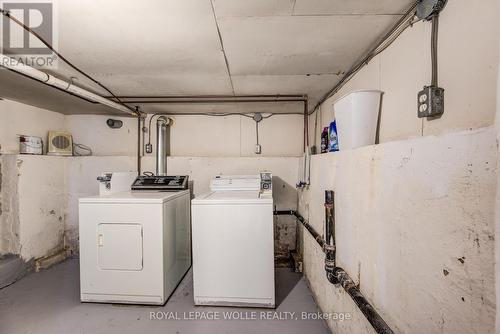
273;209;395;334
303;96;309;152
324;190;336;283
141;117;146;156
324;191;335;246
137;115;141;175
156;116;170;176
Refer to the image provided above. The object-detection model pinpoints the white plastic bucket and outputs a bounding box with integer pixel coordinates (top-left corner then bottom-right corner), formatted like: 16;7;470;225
333;90;383;150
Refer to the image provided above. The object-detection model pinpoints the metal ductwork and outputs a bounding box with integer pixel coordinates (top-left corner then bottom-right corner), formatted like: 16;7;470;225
156;116;172;176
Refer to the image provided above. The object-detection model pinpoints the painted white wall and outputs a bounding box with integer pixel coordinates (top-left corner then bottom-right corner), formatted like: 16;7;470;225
65;113;303;157
0;99;303;260
0;97;303;261
301;1;500;333
0;155;66;260
0;99;66;154
1;98;304;158
494;0;500;330
309;0;499;147
300;127;497;333
0;156;20;255
1;152;300;261
65;155;299;255
64;115;138;156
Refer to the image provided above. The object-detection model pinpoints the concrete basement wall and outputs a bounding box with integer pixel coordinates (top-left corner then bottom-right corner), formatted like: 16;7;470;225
0;99;66;154
0;99;302;265
1;105;303;157
300;128;496;333
309;0;499;145
0;102;66;264
0;155;66;260
494;0;500;330
300;1;500;333
64;155;299;257
64;113;303;157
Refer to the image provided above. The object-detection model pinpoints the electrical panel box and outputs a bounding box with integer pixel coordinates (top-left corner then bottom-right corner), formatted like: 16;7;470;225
417;86;444;118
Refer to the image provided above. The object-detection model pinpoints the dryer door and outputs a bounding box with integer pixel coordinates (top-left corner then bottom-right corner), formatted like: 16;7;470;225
97;223;143;271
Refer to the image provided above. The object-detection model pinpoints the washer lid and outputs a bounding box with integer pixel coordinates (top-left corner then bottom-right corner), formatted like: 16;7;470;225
79;190;189;204
210;175;261;191
192;191;273;205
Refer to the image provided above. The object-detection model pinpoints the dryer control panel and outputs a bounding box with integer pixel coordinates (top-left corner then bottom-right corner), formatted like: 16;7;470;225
131;175;189;191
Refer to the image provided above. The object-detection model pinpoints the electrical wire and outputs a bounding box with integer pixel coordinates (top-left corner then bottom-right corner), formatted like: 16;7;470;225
313;104;320;149
431;15;439;86
146;112;251;147
0;8;136;115
255;120;260;146
308;1;420;115
144;112;297;147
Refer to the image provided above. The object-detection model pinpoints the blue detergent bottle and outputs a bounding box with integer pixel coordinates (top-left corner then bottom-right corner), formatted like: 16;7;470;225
328;120;339;152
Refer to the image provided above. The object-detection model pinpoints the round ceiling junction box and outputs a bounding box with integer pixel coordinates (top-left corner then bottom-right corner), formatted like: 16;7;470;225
253;113;263;122
416;0;448;20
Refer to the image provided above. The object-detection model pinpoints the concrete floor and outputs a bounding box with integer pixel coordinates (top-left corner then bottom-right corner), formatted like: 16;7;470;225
0;259;330;334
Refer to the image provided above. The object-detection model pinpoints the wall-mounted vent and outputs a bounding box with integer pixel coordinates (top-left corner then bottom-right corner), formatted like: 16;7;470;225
47;131;73;156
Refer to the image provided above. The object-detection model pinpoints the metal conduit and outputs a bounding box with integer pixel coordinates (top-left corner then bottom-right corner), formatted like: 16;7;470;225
431;14;439;87
309;1;419;115
131;94;310;153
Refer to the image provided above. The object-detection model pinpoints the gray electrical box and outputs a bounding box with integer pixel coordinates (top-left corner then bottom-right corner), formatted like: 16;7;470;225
416;0;448;20
417;86;444;118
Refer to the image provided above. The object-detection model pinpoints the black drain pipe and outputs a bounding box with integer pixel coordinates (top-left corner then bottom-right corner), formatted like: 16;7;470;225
275;210;325;248
324;191;337;284
274;192;394;334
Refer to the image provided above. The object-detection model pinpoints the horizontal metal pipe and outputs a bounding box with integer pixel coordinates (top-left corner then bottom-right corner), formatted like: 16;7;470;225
273;209;394;334
113;99;306;104
146;112;303;116
107;94;306;100
4;67;100;105
330;268;394;334
0;54;136;115
0;9;134;114
274;210;325;249
273;210;296;216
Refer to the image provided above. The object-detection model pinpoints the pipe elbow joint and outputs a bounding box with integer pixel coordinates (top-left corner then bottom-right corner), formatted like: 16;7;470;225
326;270;338;284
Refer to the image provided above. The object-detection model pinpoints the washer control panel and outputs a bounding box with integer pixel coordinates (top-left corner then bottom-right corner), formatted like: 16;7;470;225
260;172;272;195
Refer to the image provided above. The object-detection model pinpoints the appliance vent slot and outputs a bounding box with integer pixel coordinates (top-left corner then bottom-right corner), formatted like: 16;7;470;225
47;131;73;156
52;135;70;149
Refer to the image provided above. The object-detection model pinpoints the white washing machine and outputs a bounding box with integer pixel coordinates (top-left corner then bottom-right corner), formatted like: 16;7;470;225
192;172;275;308
79;189;191;305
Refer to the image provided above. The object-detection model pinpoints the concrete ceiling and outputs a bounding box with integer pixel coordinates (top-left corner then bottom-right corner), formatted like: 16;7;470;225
0;0;414;115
